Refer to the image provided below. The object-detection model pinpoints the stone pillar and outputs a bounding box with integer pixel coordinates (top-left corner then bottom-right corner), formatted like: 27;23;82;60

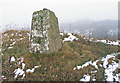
30;9;61;54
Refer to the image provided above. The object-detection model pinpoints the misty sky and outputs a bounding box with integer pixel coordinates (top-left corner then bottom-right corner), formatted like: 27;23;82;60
0;0;119;26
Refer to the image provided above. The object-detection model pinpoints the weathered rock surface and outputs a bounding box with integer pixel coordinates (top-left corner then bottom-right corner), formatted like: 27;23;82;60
30;9;61;54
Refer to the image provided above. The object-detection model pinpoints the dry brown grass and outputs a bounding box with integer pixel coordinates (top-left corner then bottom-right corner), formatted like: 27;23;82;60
1;30;119;81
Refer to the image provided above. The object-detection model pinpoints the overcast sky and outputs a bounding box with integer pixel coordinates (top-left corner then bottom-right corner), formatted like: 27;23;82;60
0;0;119;26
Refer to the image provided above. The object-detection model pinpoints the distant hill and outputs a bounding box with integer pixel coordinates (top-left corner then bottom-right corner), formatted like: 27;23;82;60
0;20;118;40
60;20;118;39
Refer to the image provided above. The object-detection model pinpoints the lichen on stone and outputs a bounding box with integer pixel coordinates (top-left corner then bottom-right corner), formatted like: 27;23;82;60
30;9;61;54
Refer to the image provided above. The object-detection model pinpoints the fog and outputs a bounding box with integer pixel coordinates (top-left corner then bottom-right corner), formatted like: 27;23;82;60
0;0;119;26
0;0;119;39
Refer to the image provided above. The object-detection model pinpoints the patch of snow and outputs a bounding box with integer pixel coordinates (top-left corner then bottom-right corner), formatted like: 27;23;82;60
91;70;97;73
104;61;118;81
77;60;92;70
95;39;119;46
17;57;24;64
8;47;13;49
73;67;76;70
76;53;120;81
80;74;90;81
14;68;25;79
19;34;22;36
10;39;13;41
92;78;96;81
34;66;39;68
22;63;25;69
92;60;99;69
63;33;78;42
26;68;35;73
27;33;30;36
21;74;25;79
11;33;14;36
20;38;23;40
77;60;99;70
10;41;16;46
101;53;115;68
4;34;7;36
101;53;120;81
60;33;64;36
44;68;46;70
2;76;6;79
99;64;102;67
10;56;15;62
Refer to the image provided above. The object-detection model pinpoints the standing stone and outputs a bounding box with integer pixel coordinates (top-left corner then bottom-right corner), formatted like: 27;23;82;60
30;9;61;54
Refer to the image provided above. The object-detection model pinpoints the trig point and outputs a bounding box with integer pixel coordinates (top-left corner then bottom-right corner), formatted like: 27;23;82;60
30;9;61;54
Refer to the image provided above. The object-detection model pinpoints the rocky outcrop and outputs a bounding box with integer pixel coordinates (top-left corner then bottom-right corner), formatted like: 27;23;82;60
30;9;61;54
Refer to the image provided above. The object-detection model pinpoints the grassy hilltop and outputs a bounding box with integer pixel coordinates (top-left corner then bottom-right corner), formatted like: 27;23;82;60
1;30;119;81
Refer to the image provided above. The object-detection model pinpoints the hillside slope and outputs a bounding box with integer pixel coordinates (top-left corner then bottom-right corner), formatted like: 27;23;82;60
1;30;119;81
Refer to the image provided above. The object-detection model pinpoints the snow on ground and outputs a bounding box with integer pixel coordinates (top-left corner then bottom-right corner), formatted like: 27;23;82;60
14;68;25;79
10;56;41;79
19;34;22;36
96;40;119;46
10;56;15;62
83;36;119;46
8;47;13;49
104;61;118;81
17;57;24;65
22;63;25;69
60;33;64;36
10;41;16;46
26;65;41;73
76;52;120;81
101;53;116;68
101;53;119;81
74;60;99;70
80;74;91;81
4;33;8;36
2;76;6;79
63;33;78;42
26;68;35;73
